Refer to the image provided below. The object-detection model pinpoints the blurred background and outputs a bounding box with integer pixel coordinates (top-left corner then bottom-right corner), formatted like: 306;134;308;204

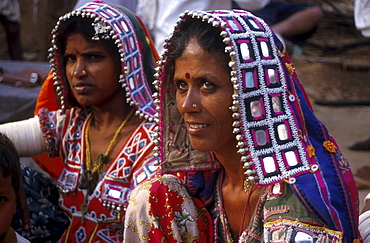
0;0;76;61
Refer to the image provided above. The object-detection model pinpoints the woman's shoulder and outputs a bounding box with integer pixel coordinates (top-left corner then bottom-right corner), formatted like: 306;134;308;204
37;107;89;121
127;120;157;143
136;120;157;132
130;174;188;201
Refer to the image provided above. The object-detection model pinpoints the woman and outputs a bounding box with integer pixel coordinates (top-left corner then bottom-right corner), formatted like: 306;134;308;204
0;2;158;242
124;9;361;242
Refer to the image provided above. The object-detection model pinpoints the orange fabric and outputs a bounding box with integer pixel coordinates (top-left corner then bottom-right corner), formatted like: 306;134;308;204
34;71;58;115
32;71;63;179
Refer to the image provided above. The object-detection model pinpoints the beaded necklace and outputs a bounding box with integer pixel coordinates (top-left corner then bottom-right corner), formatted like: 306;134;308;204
78;108;135;222
215;170;255;242
78;108;135;192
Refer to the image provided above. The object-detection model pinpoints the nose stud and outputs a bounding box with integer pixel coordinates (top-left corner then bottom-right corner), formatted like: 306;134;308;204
192;103;197;108
70;70;87;76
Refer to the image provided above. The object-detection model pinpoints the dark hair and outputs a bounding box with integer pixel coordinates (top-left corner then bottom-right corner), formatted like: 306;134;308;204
0;133;21;195
164;18;230;81
57;17;121;62
56;17;122;107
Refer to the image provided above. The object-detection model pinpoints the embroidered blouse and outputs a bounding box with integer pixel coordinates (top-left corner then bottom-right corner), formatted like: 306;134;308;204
40;107;157;242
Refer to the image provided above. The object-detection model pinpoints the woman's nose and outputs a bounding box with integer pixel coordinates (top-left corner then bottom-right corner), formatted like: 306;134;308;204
179;90;201;113
72;61;88;78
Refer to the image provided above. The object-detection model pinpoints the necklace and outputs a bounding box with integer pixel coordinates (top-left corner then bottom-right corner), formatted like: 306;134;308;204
218;170;255;242
229;186;254;242
78;108;135;194
78;108;135;222
239;185;254;237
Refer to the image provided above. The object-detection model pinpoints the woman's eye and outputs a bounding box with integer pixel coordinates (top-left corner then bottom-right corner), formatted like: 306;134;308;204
0;196;5;204
176;81;188;91
65;55;76;63
201;81;215;90
90;54;103;61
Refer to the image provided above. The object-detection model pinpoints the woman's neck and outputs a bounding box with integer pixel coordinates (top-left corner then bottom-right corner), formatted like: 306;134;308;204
217;149;261;238
89;88;129;126
214;150;245;189
91;106;130;128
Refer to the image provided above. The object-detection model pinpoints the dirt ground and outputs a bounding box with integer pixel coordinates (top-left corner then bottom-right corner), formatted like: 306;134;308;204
293;11;370;102
1;0;370;206
288;3;370;208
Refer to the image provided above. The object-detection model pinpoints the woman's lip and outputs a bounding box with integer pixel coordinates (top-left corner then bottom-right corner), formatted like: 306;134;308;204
74;86;91;92
186;122;209;134
73;83;93;92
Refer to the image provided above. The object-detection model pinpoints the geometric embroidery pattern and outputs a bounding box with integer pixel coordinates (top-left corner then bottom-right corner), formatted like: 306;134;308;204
201;10;311;186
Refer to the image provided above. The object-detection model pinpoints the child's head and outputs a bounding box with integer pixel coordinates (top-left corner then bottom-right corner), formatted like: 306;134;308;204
0;132;20;236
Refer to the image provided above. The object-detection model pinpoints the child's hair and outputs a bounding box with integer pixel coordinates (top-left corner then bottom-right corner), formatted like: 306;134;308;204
0;132;21;195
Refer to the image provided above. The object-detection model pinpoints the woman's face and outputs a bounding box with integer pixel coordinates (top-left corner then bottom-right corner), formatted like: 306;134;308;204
64;33;122;107
174;38;235;154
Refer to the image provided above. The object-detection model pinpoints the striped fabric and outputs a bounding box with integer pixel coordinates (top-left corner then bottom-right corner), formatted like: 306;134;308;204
359;210;370;242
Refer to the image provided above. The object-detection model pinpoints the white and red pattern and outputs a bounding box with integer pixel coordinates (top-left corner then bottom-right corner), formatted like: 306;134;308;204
40;108;158;242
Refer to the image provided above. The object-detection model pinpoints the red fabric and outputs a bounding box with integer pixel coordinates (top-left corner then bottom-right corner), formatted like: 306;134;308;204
147;177;214;242
41;108;157;242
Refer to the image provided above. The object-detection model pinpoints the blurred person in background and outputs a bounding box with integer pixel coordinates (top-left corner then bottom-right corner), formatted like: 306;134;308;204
0;0;23;60
136;0;322;54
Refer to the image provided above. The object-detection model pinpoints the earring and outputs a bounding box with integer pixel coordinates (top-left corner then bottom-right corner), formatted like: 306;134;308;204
192;103;197;108
82;70;87;75
70;71;75;76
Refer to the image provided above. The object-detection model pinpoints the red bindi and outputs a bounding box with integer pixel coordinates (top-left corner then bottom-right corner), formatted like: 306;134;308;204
185;72;190;79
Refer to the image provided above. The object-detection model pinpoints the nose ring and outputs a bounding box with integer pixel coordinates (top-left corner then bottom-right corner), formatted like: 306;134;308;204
192;103;197;108
70;70;87;76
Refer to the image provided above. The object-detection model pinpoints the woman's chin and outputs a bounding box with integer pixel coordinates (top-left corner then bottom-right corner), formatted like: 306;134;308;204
189;140;212;152
75;97;91;106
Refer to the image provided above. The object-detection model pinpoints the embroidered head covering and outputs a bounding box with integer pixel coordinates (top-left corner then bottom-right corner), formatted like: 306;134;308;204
48;1;156;121
153;9;360;242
